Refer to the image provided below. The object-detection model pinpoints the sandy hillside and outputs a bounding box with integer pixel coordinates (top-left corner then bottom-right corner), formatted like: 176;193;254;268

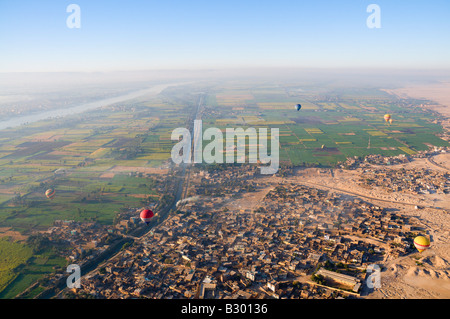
384;82;450;130
370;246;450;299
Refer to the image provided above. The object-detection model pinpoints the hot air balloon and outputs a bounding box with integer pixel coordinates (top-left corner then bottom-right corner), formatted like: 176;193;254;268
389;118;393;125
296;104;302;111
45;188;56;199
414;236;430;253
384;114;391;123
140;209;154;225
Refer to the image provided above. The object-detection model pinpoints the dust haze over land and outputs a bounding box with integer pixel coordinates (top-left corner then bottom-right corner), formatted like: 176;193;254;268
2;67;450;93
1;68;449;121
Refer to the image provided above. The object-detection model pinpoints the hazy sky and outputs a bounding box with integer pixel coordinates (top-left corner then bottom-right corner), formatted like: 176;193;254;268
1;0;449;72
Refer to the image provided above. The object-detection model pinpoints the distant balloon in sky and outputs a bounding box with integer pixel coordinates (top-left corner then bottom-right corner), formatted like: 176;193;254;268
384;114;391;123
45;188;56;199
389;118;393;125
414;236;430;253
296;104;302;111
140;209;154;225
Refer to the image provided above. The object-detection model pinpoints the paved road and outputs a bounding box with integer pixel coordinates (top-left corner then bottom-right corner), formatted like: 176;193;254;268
40;93;206;299
179;93;205;205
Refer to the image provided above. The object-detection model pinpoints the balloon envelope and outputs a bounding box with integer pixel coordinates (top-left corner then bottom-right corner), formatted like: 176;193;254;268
414;236;430;253
296;104;302;111
140;209;154;224
45;188;56;199
384;114;391;122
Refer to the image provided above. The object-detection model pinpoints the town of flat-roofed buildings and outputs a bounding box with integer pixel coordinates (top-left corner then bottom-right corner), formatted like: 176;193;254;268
358;167;449;194
65;164;423;299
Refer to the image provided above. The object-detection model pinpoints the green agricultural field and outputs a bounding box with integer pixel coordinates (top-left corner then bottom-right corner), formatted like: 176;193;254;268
0;170;161;230
0;86;192;297
0;89;188;235
207;85;449;167
0;249;67;298
0;238;33;294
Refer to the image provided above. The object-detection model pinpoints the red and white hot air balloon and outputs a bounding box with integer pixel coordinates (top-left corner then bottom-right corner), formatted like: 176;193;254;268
140;209;154;225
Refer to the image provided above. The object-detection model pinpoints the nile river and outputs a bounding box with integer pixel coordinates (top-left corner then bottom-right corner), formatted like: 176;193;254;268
0;83;184;130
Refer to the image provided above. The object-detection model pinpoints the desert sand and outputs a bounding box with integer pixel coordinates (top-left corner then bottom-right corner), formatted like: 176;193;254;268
384;82;450;131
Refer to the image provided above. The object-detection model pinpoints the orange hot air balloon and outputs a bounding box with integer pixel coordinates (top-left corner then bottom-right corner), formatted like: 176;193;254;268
414;236;430;253
45;188;56;199
389;118;393;125
384;114;391;123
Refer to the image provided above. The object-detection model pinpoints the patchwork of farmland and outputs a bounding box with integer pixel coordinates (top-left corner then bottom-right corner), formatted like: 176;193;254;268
0;87;195;234
201;84;449;166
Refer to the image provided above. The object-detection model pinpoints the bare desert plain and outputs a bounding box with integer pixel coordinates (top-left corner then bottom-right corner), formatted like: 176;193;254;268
384;81;450;131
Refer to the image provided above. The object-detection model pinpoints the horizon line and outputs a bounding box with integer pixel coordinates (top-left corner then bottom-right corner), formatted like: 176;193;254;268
2;66;450;75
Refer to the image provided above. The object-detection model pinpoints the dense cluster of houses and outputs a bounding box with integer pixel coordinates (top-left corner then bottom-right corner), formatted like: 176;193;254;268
68;171;421;299
363;153;411;166
358;167;449;194
338;147;448;170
